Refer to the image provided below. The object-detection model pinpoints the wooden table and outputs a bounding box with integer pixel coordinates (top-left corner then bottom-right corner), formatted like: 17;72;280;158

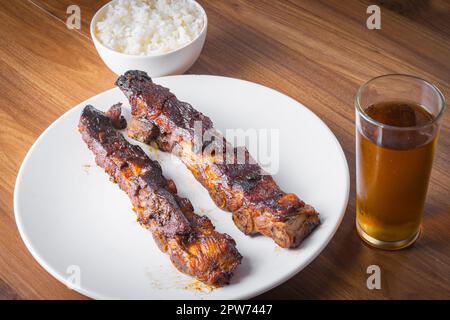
0;0;449;300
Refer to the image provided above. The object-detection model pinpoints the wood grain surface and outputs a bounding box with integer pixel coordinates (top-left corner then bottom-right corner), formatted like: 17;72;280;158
0;0;449;300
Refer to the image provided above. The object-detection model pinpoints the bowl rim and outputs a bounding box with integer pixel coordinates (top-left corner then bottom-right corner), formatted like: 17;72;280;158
90;0;208;58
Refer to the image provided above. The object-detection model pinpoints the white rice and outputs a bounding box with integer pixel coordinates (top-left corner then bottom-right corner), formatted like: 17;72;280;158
95;0;204;55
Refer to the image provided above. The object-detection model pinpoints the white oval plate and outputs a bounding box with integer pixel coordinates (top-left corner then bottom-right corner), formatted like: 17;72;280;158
14;75;349;300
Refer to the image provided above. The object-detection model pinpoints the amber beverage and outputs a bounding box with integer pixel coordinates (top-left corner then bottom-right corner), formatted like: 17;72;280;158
355;75;445;250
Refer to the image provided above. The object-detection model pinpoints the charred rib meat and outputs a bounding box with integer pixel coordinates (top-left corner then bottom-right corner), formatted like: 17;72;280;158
116;70;320;248
79;105;241;286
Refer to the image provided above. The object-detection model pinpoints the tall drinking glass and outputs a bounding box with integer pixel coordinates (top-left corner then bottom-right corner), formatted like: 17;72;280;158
355;74;445;250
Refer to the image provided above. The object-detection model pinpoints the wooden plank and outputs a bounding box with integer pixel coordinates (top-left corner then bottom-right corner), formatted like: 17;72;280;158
0;0;111;299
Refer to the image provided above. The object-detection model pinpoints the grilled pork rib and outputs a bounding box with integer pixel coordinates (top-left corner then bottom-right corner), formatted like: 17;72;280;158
79;105;241;286
116;70;320;248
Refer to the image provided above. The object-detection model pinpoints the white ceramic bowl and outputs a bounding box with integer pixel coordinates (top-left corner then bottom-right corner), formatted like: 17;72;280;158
90;0;207;77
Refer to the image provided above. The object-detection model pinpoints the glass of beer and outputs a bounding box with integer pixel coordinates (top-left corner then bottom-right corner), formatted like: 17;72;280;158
355;74;445;250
